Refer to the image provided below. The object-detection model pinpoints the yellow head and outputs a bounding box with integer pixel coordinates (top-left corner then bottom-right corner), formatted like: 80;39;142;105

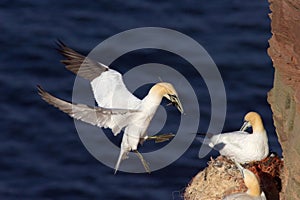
235;161;262;197
149;82;184;114
240;112;265;133
243;168;261;196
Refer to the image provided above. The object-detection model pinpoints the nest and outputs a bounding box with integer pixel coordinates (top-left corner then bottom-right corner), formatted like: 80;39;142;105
184;154;283;200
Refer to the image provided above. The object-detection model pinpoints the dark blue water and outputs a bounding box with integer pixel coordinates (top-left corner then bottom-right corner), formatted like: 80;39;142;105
1;0;281;199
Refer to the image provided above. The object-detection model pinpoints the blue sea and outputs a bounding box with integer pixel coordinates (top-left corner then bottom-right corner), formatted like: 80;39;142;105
1;0;281;199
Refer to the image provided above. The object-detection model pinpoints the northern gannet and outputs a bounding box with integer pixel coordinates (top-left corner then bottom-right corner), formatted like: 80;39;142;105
222;161;267;200
38;41;184;173
202;112;269;163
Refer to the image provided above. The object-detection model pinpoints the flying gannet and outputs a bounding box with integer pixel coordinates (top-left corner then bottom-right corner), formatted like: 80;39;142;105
201;112;269;163
38;41;184;173
222;161;267;200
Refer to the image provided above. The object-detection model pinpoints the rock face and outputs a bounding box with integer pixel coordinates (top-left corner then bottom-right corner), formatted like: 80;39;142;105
267;0;300;199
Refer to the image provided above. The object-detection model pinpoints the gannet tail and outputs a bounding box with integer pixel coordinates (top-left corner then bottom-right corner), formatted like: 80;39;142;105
197;133;214;145
114;148;128;174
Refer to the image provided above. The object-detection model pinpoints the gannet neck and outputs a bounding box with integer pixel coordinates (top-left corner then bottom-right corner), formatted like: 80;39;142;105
141;84;168;113
244;112;265;133
144;84;167;106
244;169;261;197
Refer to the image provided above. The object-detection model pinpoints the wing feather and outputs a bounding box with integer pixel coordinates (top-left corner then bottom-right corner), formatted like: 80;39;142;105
56;40;108;81
37;86;138;129
56;41;140;110
91;70;141;109
53;42;142;135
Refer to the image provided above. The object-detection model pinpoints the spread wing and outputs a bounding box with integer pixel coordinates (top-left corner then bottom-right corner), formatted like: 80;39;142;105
56;42;142;134
38;86;138;130
56;41;141;110
56;40;108;81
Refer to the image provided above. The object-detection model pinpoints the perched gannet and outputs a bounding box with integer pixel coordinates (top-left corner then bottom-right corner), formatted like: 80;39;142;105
201;112;269;163
222;161;267;200
38;41;183;173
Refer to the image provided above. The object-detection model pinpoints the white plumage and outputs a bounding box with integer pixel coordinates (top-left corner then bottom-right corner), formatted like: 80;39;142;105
202;112;269;163
38;41;183;173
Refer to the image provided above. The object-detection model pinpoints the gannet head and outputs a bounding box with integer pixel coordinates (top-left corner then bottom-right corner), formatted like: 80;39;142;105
243;169;262;197
235;161;262;197
150;82;184;114
240;112;265;133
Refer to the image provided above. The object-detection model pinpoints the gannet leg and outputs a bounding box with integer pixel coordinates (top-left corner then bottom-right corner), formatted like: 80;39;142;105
133;150;151;174
147;133;175;143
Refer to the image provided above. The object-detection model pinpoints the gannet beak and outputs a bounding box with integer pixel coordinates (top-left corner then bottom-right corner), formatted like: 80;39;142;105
166;94;184;114
174;98;184;114
240;121;251;131
234;160;245;178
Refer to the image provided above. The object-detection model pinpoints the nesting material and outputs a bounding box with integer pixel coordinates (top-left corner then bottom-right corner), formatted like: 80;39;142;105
184;157;247;200
184;155;283;200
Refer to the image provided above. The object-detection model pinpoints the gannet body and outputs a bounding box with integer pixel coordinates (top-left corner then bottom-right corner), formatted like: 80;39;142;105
38;41;183;173
203;112;269;163
223;161;267;200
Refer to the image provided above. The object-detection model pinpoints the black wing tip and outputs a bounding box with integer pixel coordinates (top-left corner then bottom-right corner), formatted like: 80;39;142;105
37;85;53;101
37;85;44;95
55;39;66;48
54;39;66;53
54;39;84;59
37;85;62;107
37;85;50;101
